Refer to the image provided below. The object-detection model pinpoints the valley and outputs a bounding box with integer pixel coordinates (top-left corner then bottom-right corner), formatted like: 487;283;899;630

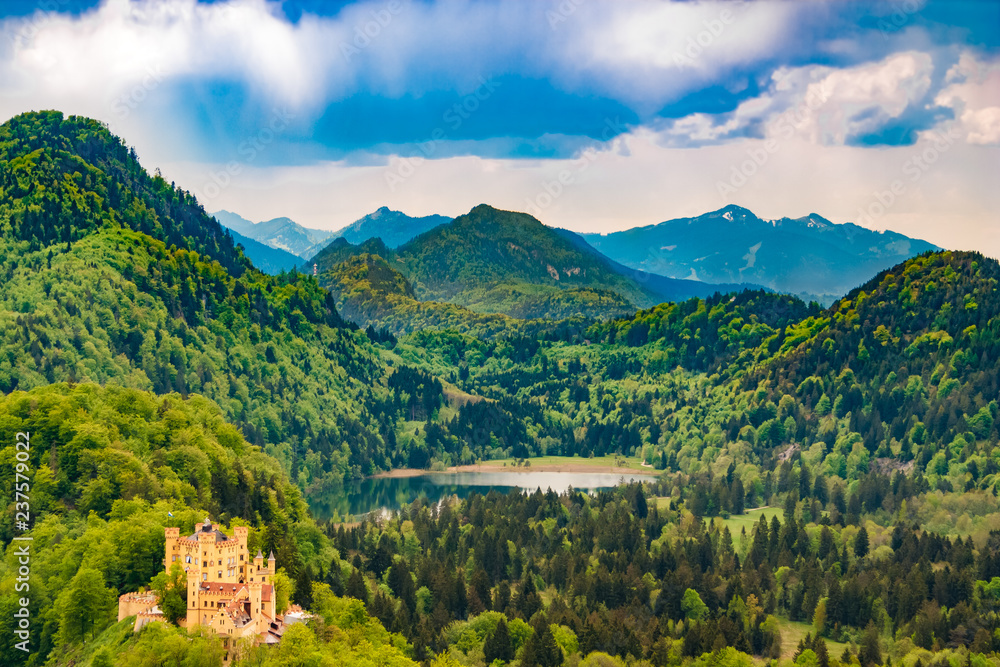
0;111;997;667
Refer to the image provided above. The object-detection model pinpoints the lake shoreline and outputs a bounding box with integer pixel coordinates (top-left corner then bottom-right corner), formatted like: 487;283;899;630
372;462;662;479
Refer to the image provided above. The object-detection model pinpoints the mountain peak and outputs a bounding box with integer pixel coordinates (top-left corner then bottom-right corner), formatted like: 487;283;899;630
326;208;453;250
793;213;835;228
707;204;759;223
581;205;940;303
469;203;507;216
212;212;335;259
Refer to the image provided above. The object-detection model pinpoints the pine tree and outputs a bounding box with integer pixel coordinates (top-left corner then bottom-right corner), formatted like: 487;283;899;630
346;568;369;604
812;634;830;667
293;565;314;610
855;526;870;558
484;618;515;663
523;615;563;667
858;622;881;667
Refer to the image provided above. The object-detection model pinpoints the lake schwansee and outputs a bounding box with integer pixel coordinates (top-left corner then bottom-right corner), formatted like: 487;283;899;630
314;470;657;520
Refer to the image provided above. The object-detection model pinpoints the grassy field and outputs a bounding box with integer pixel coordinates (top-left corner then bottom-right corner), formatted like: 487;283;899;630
705;506;783;540
777;617;849;660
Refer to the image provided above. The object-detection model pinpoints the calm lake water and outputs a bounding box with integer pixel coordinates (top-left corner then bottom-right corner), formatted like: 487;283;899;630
314;470;657;520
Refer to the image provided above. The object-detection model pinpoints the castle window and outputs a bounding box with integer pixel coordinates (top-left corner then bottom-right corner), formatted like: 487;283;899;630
203;573;207;581
186;556;191;563
240;555;244;561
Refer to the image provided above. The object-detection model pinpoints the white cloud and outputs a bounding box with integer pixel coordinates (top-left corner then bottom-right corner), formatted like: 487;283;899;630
934;51;1000;145
657;51;936;146
557;1;805;110
0;0;814;123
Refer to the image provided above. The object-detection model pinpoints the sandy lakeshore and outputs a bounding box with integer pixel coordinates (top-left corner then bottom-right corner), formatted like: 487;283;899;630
372;461;661;479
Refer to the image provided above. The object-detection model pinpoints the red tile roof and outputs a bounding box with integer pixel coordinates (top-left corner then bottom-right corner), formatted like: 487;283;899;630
200;582;243;594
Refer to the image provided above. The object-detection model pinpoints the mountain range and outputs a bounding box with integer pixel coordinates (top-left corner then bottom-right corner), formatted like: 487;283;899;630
580;204;940;304
310;204;759;326
227;228;303;273
218;202;938;306
327;206;453;248
213;209;336;259
212;207;454;268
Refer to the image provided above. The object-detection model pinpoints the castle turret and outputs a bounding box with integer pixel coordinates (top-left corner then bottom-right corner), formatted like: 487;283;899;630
233;526;249;580
164;527;180;568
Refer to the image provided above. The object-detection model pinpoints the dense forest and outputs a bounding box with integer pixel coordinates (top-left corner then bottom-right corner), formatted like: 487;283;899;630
1;111;999;667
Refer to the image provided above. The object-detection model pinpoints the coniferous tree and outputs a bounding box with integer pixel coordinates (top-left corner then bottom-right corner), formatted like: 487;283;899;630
293;565;314;610
858;622;881;667
346;568;369;604
523;615;563;667
855;526;870;558
484;618;515;664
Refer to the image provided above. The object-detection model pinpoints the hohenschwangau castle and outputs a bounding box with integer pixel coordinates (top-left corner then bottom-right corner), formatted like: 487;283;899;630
118;518;290;659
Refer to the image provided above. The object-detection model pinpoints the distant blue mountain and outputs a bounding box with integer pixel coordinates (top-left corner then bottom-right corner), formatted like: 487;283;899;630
227;229;303;275
328;206;453;249
579;205;940;303
213;210;335;259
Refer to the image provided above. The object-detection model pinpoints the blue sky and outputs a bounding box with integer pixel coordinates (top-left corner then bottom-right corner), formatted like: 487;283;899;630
0;0;998;256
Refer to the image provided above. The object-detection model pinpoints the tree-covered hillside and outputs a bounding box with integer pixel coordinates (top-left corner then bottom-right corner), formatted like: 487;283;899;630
0;110;245;274
312;205;751;321
322;253;628;337
389;251;999;503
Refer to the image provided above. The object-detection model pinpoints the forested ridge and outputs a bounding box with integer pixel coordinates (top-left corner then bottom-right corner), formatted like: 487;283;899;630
312;204;685;321
1;110;999;667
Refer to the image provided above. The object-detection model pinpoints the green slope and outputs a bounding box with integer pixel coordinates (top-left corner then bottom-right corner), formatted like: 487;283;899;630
0;111;426;499
312;205;656;320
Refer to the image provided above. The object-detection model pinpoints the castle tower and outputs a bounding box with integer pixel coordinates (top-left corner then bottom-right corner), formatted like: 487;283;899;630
186;564;201;628
233;526;249;581
249;580;263;618
267;551;275;577
164;527;180;569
